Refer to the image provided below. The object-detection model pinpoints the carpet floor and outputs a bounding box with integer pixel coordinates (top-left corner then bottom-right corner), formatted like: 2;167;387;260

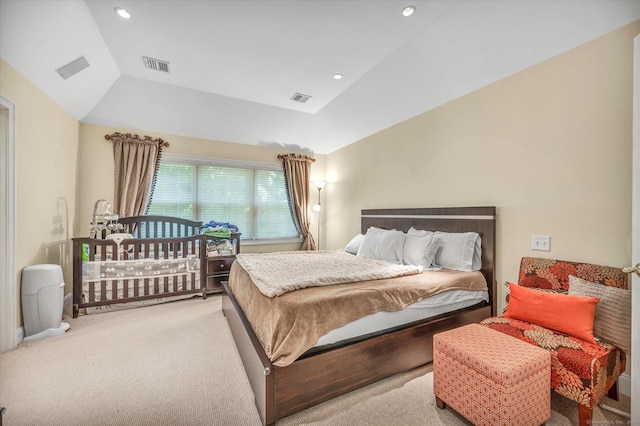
0;296;630;425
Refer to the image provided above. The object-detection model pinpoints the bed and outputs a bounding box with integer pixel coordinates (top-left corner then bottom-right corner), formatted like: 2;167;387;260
222;206;497;425
72;215;207;318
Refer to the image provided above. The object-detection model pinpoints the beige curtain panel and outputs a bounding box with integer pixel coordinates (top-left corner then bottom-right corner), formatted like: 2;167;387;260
106;132;167;218
279;153;316;251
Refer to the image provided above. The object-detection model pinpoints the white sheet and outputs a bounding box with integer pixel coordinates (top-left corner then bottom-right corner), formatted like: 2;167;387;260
315;289;489;347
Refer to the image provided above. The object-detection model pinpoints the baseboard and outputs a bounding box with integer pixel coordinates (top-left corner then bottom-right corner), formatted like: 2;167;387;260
64;292;72;308
619;372;631;397
16;326;24;343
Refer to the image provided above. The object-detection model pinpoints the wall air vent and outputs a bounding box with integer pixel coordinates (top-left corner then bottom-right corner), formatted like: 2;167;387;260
56;56;90;79
143;56;170;73
290;93;312;103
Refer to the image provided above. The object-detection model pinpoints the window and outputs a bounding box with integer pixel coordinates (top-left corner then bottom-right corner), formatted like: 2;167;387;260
147;155;300;241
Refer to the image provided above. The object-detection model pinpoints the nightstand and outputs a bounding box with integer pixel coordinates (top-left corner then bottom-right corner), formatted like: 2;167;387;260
205;232;240;294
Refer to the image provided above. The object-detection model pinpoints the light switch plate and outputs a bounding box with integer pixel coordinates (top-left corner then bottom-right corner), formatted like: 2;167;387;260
532;235;551;251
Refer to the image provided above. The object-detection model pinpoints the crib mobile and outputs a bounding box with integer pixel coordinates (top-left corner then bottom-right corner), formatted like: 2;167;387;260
89;199;123;238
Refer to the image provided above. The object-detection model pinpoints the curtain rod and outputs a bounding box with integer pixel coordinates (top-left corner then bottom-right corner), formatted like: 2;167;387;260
105;132;170;147
277;153;315;162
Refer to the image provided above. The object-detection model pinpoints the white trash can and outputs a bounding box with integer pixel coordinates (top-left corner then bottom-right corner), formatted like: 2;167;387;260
21;264;70;342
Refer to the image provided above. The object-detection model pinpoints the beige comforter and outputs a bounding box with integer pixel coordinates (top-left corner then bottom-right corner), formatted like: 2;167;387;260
234;250;422;297
228;258;488;367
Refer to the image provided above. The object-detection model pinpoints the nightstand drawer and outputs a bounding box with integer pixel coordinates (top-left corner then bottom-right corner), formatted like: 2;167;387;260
207;258;235;275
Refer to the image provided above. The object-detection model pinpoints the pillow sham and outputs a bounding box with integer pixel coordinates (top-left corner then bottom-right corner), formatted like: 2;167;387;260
432;231;482;272
403;233;440;269
503;282;599;343
356;227;405;264
568;275;631;353
344;234;365;255
407;227;433;237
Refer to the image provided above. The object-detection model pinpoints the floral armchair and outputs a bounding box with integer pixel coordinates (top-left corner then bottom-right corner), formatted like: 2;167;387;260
480;257;630;426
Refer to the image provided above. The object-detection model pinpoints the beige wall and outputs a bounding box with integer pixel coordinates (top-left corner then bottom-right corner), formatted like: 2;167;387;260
325;21;640;314
78;123;326;252
0;59;80;326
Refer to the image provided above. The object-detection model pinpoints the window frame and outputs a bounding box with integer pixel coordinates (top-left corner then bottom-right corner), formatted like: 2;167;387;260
151;153;302;245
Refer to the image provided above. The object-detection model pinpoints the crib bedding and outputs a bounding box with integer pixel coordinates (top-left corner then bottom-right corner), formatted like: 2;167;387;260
81;256;202;314
83;256;198;280
229;259;488;367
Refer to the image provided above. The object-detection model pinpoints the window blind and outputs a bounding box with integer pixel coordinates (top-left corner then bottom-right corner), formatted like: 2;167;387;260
148;160;299;240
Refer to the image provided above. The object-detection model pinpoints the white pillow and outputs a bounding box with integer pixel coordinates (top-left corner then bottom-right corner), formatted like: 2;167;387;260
403;233;440;269
344;234;365;255
356;227;405;264
407;227;433;237
432;232;482;272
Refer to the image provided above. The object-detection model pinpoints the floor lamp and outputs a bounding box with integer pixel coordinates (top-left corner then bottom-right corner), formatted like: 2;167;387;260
312;181;325;250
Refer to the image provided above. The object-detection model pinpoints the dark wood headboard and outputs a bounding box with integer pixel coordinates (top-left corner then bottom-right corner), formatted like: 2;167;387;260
117;215;202;238
361;206;497;316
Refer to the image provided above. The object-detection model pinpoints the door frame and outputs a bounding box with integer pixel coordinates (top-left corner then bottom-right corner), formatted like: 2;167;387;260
0;95;17;353
631;33;639;420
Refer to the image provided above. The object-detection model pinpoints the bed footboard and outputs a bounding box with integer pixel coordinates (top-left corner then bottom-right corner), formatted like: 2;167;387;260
223;281;490;425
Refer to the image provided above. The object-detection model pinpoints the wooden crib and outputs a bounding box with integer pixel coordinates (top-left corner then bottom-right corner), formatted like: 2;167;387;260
72;216;207;317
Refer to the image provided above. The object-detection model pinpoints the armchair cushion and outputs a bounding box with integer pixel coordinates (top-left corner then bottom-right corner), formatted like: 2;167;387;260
480;316;625;410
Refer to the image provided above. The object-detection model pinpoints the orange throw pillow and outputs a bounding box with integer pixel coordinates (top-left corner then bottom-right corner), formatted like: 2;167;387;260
504;282;600;343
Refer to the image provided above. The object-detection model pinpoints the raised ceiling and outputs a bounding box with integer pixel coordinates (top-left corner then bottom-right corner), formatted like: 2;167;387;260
1;1;639;154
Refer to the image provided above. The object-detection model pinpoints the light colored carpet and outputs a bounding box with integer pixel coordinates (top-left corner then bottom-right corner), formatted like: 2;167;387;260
0;296;630;425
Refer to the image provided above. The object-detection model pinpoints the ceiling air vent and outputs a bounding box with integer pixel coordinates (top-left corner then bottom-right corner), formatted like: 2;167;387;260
143;56;170;73
56;56;90;79
290;93;312;103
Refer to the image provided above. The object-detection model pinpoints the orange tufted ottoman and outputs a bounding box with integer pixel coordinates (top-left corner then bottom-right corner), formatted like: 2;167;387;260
433;323;551;425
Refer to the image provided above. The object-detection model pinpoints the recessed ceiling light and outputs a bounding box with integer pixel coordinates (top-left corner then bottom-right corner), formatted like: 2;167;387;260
402;5;415;17
333;73;343;80
114;7;131;19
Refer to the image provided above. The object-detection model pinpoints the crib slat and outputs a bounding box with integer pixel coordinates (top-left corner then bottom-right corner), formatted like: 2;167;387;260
134;278;139;297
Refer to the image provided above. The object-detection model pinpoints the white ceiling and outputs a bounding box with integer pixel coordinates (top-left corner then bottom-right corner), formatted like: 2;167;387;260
1;0;639;154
